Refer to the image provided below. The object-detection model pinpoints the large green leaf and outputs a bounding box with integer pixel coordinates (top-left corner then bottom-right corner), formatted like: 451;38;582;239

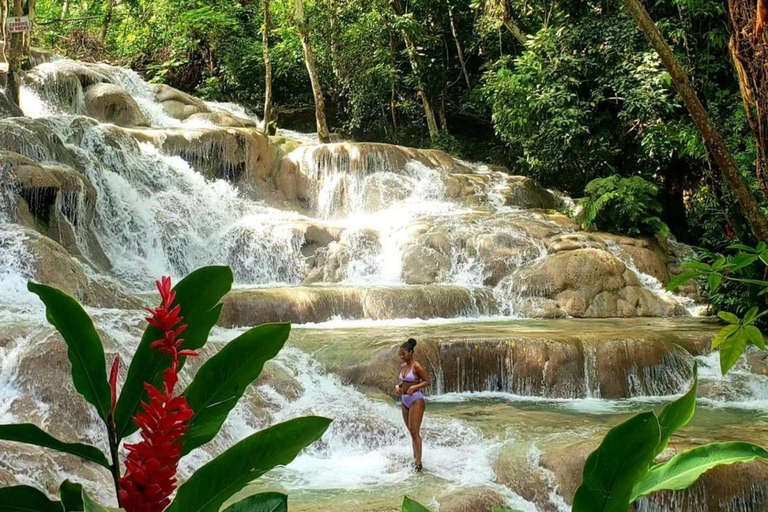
59;480;84;512
223;492;287;512
82;490;120;512
572;412;660;512
28;282;111;422
182;323;291;455
655;363;697;456
0;485;61;512
114;266;233;440
720;330;747;375
0;424;110;468
402;496;433;512
166;416;331;512
666;272;700;292
631;442;768;501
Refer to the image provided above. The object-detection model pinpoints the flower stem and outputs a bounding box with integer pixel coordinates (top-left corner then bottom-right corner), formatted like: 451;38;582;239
108;415;122;506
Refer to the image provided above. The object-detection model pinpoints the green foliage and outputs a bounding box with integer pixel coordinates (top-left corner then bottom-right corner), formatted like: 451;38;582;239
222;493;287;512
166;417;331;512
572;366;768;512
576;176;669;236
0;424;110;468
114;265;233;440
0;485;62;512
27;282;112;422
3;266;330;511
668;243;768;374
402;497;433;512
182;322;292;454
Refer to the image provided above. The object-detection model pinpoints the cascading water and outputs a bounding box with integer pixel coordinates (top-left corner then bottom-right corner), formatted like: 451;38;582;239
2;54;767;512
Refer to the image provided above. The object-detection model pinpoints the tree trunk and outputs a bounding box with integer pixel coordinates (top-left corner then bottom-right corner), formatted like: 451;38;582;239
98;0;116;44
6;0;28;106
294;0;330;143
447;2;471;89
437;94;448;132
623;0;768;241
388;27;398;132
727;0;768;197
500;0;527;46
390;0;440;140
262;0;274;135
61;0;69;18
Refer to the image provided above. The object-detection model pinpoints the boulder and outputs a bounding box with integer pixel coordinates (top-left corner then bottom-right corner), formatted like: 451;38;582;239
83;83;149;127
505;176;559;209
438;488;506;512
401;244;451;284
184;112;258;128
152;83;211;120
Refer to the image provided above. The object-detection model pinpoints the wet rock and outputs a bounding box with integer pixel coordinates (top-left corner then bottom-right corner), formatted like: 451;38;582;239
184;112;258;128
438;488;506;512
152;83;210;120
505;176;559;210
218;285;497;327
514;248;686;318
0;89;22;118
401;244;451;284
83;83;150;127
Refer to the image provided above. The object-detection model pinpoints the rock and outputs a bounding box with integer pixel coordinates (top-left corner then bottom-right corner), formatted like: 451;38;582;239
505;176;559;209
84;83;150;127
438;488;506;512
152;83;210;120
0;89;22;118
401;244;451;284
514;248;687;318
184;112;258;128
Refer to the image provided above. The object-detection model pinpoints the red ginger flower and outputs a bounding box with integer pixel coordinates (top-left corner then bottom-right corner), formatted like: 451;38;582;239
118;276;197;512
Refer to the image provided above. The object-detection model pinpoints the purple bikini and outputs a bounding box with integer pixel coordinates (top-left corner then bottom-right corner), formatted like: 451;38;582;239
400;367;425;409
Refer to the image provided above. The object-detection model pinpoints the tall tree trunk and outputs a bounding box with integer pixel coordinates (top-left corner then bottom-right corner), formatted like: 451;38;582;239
388;27;398;132
727;0;768;197
623;0;768;241
500;0;527;45
61;0;69;18
294;0;330;143
98;0;116;44
6;0;28;106
390;0;440;140
437;93;448;132
262;0;274;135
447;2;471;89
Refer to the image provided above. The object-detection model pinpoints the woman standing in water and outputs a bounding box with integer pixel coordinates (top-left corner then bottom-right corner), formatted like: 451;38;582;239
395;338;431;471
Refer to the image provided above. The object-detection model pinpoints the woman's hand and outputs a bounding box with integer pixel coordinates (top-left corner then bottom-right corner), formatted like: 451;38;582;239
395;384;403;396
404;385;415;395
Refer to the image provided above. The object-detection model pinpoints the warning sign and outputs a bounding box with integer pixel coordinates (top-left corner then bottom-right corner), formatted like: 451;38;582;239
6;16;31;34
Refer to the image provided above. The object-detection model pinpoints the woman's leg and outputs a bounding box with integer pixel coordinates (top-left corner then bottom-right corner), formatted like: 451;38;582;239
401;404;410;430
407;398;425;467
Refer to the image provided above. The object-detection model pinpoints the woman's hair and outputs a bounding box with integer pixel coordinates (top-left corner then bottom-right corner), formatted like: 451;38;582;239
400;338;417;352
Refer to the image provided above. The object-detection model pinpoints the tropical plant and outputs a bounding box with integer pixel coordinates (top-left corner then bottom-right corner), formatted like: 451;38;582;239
0;266;331;511
572;365;768;512
401;495;520;512
668;242;768;373
576;175;670;236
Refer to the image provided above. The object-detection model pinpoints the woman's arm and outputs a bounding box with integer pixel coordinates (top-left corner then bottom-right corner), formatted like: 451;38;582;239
406;363;431;394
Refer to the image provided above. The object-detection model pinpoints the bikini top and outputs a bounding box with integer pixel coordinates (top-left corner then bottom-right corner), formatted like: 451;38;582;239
400;366;419;383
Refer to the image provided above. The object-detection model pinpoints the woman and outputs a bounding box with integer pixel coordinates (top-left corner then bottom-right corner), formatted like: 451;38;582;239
395;338;431;472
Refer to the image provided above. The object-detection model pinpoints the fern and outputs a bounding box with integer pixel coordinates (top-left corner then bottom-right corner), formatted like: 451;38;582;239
576;175;670;236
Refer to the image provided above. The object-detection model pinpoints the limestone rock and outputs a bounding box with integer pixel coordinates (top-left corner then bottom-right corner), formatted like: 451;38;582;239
505;176;559;209
438;488;506;512
84;83;150;127
401;244;451;284
152;83;210;120
184;112;258;128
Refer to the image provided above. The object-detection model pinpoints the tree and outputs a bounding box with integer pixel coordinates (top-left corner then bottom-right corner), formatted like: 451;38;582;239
728;0;768;197
622;0;768;242
447;1;471;90
4;0;33;106
294;0;331;143
262;0;274;135
389;0;440;140
98;0;116;44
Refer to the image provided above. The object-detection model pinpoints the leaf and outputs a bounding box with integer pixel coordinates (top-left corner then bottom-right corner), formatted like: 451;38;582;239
744;307;760;325
223;493;287;512
572;412;660;512
720;330;748;375
728;243;757;253
655;363;697;457
114;266;233;440
0;486;61;512
631;442;768;501
680;261;712;272
59;481;83;512
27;282;111;422
728;253;758;271
182;323;291;455
711;325;739;349
82;490;120;512
402;496;433;512
166;416;331;512
707;273;722;293
666;272;700;292
0;424;110;468
744;325;766;350
717;311;740;324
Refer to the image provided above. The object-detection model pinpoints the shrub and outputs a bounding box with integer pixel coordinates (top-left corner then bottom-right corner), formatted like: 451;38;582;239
0;266;330;511
576;175;669;237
